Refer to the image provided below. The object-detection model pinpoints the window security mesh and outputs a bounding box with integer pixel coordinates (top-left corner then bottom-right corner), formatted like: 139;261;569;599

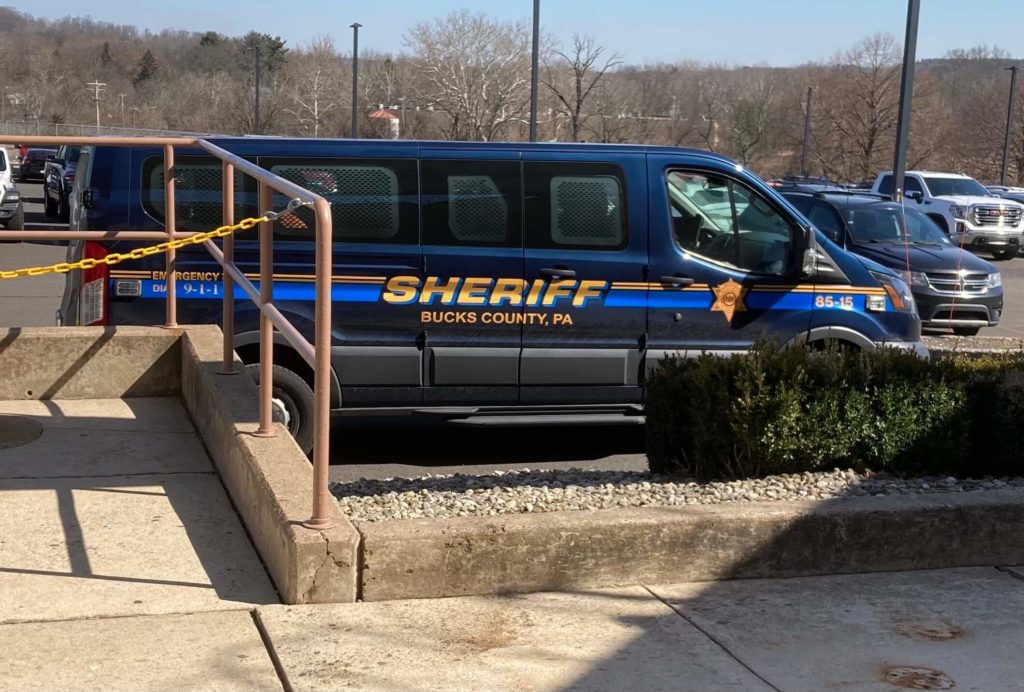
550;176;623;246
447;175;508;242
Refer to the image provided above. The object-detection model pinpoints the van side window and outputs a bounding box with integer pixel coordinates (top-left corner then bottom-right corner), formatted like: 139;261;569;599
265;158;418;244
524;162;627;250
142;156;256;231
666;170;797;276
421;160;521;247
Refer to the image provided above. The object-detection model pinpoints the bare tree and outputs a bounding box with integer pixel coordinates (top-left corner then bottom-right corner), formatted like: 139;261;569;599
728;71;779;166
541;34;621;142
821;33;902;181
404;10;531;141
285;36;344;137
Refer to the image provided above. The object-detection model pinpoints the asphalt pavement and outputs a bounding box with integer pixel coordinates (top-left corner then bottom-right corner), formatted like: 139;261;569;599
0;181;67;327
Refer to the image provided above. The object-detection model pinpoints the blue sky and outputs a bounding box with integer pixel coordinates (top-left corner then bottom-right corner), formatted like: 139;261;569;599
21;0;1024;65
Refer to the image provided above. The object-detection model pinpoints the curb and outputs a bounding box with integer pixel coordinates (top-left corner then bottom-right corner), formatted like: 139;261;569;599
357;488;1024;601
179;326;360;604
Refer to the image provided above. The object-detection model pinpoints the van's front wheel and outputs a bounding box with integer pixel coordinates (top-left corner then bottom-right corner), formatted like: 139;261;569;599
245;364;315;456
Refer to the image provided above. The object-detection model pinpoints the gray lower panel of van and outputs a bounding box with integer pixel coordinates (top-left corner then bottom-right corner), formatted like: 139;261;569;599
520;348;641;386
427;347;519;386
332;346;422;386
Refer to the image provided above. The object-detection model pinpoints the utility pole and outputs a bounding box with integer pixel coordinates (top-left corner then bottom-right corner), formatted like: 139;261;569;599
118;92;126;128
529;0;540;142
130;105;139;129
86;79;106;133
800;86;813;178
254;44;262;134
350;23;362;139
890;0;920;203
1001;65;1020;186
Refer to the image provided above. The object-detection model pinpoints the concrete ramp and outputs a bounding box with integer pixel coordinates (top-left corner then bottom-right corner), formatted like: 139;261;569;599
0;397;277;624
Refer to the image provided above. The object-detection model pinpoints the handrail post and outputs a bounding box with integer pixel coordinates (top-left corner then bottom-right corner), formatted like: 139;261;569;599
303;198;335;529
220;161;237;375
163;144;177;328
254;181;277;437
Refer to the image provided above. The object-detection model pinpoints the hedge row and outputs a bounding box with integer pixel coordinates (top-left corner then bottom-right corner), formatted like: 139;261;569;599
645;344;1024;479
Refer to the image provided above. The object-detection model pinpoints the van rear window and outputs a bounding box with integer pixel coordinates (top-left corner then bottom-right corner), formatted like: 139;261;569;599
142;156;255;232
263;158;419;244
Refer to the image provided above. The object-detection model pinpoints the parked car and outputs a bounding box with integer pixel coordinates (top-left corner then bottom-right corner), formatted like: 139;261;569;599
18;148;56;182
0;147;23;232
785;190;1002;336
987;185;1024;208
43;144;81;221
871;171;1024;260
768;175;846;193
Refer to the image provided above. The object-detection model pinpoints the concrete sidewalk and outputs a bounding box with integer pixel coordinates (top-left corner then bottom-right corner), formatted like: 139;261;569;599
0;397;284;690
9;565;1024;690
255;566;1024;692
5;398;1024;691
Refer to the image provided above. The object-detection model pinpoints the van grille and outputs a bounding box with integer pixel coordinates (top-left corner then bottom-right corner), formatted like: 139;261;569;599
925;272;989;295
973;205;1022;227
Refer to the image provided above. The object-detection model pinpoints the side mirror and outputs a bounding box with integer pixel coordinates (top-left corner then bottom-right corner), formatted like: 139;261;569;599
906;191;923;203
822;227;843;245
82;190;95;210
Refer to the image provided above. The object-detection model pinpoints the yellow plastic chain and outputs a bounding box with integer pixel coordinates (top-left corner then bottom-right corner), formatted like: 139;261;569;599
1;214;275;281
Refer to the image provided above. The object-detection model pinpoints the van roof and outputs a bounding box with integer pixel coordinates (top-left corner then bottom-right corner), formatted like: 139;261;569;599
199;136;731;161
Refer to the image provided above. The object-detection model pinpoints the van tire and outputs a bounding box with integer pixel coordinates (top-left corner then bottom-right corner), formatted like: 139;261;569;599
245;364;315;456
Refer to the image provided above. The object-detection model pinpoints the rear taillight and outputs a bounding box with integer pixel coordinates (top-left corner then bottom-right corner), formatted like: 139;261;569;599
79;242;109;326
63;173;75;188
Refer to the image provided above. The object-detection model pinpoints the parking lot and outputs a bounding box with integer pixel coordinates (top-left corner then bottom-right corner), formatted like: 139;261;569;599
5;177;1024;478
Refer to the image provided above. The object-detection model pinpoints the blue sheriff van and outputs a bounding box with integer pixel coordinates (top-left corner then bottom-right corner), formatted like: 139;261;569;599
60;139;926;452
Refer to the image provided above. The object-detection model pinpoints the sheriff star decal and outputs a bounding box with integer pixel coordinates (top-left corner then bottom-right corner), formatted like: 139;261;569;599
711;278;748;323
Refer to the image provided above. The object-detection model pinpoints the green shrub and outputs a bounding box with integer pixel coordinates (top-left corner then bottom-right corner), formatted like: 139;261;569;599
645;344;1024;480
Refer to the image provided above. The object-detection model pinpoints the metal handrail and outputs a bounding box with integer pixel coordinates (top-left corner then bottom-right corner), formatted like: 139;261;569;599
4;135;335;529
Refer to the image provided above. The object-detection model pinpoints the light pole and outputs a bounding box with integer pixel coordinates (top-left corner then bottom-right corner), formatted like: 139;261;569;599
254;44;262;134
800;87;813;178
529;0;540;142
890;0;920;203
351;23;362;139
1001;65;1020;186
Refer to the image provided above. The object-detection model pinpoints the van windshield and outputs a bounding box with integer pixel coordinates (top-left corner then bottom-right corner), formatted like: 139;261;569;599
845;206;952;246
923;177;989;197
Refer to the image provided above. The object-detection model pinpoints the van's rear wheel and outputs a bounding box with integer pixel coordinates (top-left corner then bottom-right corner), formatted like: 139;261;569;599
245;364;314;456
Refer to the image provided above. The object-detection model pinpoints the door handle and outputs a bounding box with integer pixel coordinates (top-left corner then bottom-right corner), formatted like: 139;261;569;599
540;267;576;280
660;274;695;287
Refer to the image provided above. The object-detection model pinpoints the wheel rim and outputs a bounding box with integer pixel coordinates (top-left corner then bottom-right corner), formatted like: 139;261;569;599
271;388;300;435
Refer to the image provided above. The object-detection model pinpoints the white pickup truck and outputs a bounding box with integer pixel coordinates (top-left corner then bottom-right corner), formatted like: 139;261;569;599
871;171;1024;260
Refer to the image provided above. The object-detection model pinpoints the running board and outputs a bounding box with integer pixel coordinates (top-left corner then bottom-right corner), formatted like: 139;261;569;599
449;413;645;427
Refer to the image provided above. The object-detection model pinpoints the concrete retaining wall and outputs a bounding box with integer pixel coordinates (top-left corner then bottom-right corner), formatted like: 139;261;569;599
0;327;179;399
358;489;1024;601
179;326;360;604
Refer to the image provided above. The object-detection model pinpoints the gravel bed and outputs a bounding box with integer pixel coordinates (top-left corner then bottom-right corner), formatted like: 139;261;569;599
332;468;1024;523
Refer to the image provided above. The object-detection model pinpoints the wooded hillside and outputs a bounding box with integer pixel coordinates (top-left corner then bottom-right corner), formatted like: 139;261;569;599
0;7;1020;183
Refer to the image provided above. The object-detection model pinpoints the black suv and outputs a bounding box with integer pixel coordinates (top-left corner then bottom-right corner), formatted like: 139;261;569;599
18;148;56;182
784;191;1003;336
43;145;81;221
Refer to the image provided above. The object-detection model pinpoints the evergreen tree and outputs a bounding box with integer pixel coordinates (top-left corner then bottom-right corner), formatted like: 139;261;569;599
100;41;111;66
134;49;158;87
